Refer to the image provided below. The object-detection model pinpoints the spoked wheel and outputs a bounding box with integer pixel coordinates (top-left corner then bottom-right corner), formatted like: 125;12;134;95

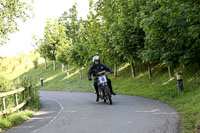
105;86;112;105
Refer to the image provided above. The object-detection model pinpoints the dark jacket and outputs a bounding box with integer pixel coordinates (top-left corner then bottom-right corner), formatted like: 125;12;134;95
88;63;113;80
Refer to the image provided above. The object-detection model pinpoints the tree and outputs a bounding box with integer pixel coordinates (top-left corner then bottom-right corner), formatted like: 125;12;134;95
59;4;89;79
59;4;80;47
56;41;70;76
32;35;49;70
95;0;145;78
68;19;89;80
37;39;49;69
43;19;66;71
140;0;200;77
0;0;33;45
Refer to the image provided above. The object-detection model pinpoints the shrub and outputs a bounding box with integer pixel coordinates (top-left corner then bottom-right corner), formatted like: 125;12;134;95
33;58;38;69
16;75;40;110
0;75;13;92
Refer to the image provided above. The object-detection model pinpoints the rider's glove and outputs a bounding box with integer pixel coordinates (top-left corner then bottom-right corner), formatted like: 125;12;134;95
110;71;114;74
89;78;92;81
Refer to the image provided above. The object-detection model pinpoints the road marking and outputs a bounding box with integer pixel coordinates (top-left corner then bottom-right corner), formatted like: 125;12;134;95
154;112;178;115
32;98;64;133
135;109;160;113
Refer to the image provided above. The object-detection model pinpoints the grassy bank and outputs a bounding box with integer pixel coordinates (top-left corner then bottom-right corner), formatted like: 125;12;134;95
0;53;40;131
1;54;200;132
0;110;34;131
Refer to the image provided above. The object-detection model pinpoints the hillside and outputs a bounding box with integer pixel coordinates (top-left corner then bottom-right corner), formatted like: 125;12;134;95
1;53;200;133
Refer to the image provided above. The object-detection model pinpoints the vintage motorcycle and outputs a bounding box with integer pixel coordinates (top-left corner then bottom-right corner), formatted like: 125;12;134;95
95;70;112;105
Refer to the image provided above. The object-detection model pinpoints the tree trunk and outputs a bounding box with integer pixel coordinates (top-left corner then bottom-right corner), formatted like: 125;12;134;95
79;67;82;80
62;64;64;72
66;64;69;77
168;66;174;78
44;58;47;69
130;62;136;78
114;62;117;79
148;63;152;79
53;60;56;71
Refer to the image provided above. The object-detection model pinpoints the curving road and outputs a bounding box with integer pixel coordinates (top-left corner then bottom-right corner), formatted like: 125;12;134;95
4;91;180;133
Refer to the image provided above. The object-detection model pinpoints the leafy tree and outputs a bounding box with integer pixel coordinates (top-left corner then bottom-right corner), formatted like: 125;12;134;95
68;19;89;80
0;0;33;45
32;35;49;69
59;4;89;79
95;0;145;78
43;19;67;71
37;39;49;69
59;4;80;47
56;40;70;76
140;0;200;77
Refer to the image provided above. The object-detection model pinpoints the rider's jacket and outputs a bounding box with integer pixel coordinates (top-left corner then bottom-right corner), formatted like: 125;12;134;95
88;63;113;80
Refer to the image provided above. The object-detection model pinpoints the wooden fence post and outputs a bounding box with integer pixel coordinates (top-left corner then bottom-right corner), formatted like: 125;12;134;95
0;87;32;115
2;97;6;115
14;93;19;112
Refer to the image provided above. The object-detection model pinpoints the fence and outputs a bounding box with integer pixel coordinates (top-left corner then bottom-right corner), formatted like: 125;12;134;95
0;84;32;115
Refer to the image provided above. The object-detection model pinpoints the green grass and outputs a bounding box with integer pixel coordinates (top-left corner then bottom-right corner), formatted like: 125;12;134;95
1;54;200;132
0;110;34;131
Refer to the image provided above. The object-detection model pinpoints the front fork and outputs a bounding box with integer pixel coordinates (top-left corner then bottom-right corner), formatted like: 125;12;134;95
98;83;108;98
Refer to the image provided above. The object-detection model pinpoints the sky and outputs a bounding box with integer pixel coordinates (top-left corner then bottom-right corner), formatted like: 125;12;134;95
0;0;90;57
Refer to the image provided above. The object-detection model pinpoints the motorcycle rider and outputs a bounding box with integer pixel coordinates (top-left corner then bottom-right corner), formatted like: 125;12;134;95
88;56;116;102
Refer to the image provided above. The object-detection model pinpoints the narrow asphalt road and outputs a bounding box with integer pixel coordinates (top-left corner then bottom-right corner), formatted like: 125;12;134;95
4;91;180;133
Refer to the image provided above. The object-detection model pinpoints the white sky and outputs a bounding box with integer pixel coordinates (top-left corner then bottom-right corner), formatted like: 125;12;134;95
0;0;89;57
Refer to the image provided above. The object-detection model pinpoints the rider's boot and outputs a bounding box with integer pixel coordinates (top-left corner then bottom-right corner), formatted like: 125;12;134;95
111;91;117;95
110;88;117;95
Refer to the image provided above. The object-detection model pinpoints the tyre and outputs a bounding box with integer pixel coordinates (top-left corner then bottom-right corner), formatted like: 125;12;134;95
105;86;112;105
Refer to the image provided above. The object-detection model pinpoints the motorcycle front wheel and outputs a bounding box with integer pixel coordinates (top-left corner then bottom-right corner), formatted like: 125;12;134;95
105;86;112;105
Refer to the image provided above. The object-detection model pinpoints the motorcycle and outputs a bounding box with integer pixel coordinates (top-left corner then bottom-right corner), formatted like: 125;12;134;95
95;70;112;105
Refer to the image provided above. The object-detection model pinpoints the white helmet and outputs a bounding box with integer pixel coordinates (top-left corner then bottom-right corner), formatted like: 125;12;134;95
93;56;100;62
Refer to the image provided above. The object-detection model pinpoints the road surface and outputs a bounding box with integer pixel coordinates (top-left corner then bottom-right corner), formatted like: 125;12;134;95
4;91;180;133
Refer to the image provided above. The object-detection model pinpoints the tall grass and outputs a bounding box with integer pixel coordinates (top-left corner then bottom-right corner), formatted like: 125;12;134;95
0;110;34;130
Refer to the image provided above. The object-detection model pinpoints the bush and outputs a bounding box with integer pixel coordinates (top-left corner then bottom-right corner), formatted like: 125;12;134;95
33;58;39;69
28;85;40;110
0;75;13;92
0;110;34;130
16;75;40;110
17;75;32;88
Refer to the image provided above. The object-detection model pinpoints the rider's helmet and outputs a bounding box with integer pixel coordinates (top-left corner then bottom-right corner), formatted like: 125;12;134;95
93;56;100;63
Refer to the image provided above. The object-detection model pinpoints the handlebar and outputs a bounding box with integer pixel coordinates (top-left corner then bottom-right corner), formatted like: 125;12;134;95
89;71;113;81
97;70;106;75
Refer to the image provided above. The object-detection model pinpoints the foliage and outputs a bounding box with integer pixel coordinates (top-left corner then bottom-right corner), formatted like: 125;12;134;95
140;0;200;67
0;75;13;92
32;58;38;69
42;19;67;61
0;110;34;130
17;75;32;88
59;4;89;68
0;0;33;45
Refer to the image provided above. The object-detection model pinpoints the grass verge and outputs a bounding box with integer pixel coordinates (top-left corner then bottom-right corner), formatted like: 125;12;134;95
2;54;200;133
0;110;34;131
